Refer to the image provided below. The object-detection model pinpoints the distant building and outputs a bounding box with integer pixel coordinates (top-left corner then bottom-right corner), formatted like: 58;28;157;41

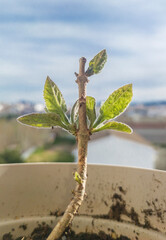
0;104;4;112
147;105;166;117
0;101;45;117
73;130;157;169
0;103;13;117
127;103;166;120
126;105;148;121
34;103;45;112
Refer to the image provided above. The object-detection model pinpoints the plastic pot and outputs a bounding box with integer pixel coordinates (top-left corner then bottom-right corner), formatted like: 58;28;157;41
0;163;166;239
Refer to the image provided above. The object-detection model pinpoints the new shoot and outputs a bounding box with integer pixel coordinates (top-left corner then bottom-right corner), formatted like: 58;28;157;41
17;50;133;240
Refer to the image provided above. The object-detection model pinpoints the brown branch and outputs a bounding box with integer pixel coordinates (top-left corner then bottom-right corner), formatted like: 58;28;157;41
47;57;89;240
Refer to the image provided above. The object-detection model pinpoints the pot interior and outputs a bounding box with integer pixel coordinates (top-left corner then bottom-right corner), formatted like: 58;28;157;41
0;163;166;239
0;216;166;240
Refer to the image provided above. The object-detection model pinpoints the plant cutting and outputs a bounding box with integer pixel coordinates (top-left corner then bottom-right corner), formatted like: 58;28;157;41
17;49;133;240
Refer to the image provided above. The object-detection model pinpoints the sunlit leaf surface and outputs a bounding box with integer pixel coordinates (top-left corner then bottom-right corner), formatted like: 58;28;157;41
93;84;133;128
43;76;69;125
17;113;68;130
86;49;107;77
71;99;79;124
92;121;132;134
86;96;96;127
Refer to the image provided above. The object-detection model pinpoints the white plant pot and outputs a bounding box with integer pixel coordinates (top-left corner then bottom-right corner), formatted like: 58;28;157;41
0;163;166;239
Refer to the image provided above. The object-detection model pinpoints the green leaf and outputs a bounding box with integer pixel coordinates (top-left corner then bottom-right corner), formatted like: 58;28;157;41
70;100;79;124
70;97;96;128
92;121;132;134
74;171;82;184
17;113;69;130
43;76;69;125
85;49;107;77
93;84;133;128
86;96;96;127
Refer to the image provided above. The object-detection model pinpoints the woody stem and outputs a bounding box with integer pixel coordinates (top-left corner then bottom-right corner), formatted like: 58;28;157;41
47;57;89;240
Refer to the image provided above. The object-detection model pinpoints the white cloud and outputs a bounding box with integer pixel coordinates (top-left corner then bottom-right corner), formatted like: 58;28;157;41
1;1;166;102
134;86;166;102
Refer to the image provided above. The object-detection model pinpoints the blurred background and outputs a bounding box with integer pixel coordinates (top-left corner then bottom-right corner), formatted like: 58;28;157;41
0;0;166;169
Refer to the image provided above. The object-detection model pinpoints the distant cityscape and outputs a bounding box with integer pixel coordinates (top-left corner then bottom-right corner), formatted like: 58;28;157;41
126;101;166;121
0;101;45;117
0;100;166;121
0;100;166;170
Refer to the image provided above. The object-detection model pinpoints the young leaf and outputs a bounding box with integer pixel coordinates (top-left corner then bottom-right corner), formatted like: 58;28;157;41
43;76;69;125
92;121;132;134
70;97;96;128
17;113;69;130
86;96;96;127
85;49;107;77
74;171;82;184
70;100;79;124
93;84;132;128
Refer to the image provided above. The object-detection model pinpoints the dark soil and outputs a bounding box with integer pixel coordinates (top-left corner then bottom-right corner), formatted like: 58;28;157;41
3;224;131;240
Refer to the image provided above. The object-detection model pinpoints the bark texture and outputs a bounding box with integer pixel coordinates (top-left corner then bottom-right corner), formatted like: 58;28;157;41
47;57;89;240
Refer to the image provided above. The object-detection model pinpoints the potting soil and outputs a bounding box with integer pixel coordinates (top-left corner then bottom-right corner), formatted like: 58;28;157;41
2;223;131;240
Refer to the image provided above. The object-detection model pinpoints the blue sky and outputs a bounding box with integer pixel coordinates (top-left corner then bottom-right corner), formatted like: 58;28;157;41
1;0;166;105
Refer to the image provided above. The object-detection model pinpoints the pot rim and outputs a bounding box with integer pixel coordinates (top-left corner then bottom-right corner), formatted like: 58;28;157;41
0;161;165;173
